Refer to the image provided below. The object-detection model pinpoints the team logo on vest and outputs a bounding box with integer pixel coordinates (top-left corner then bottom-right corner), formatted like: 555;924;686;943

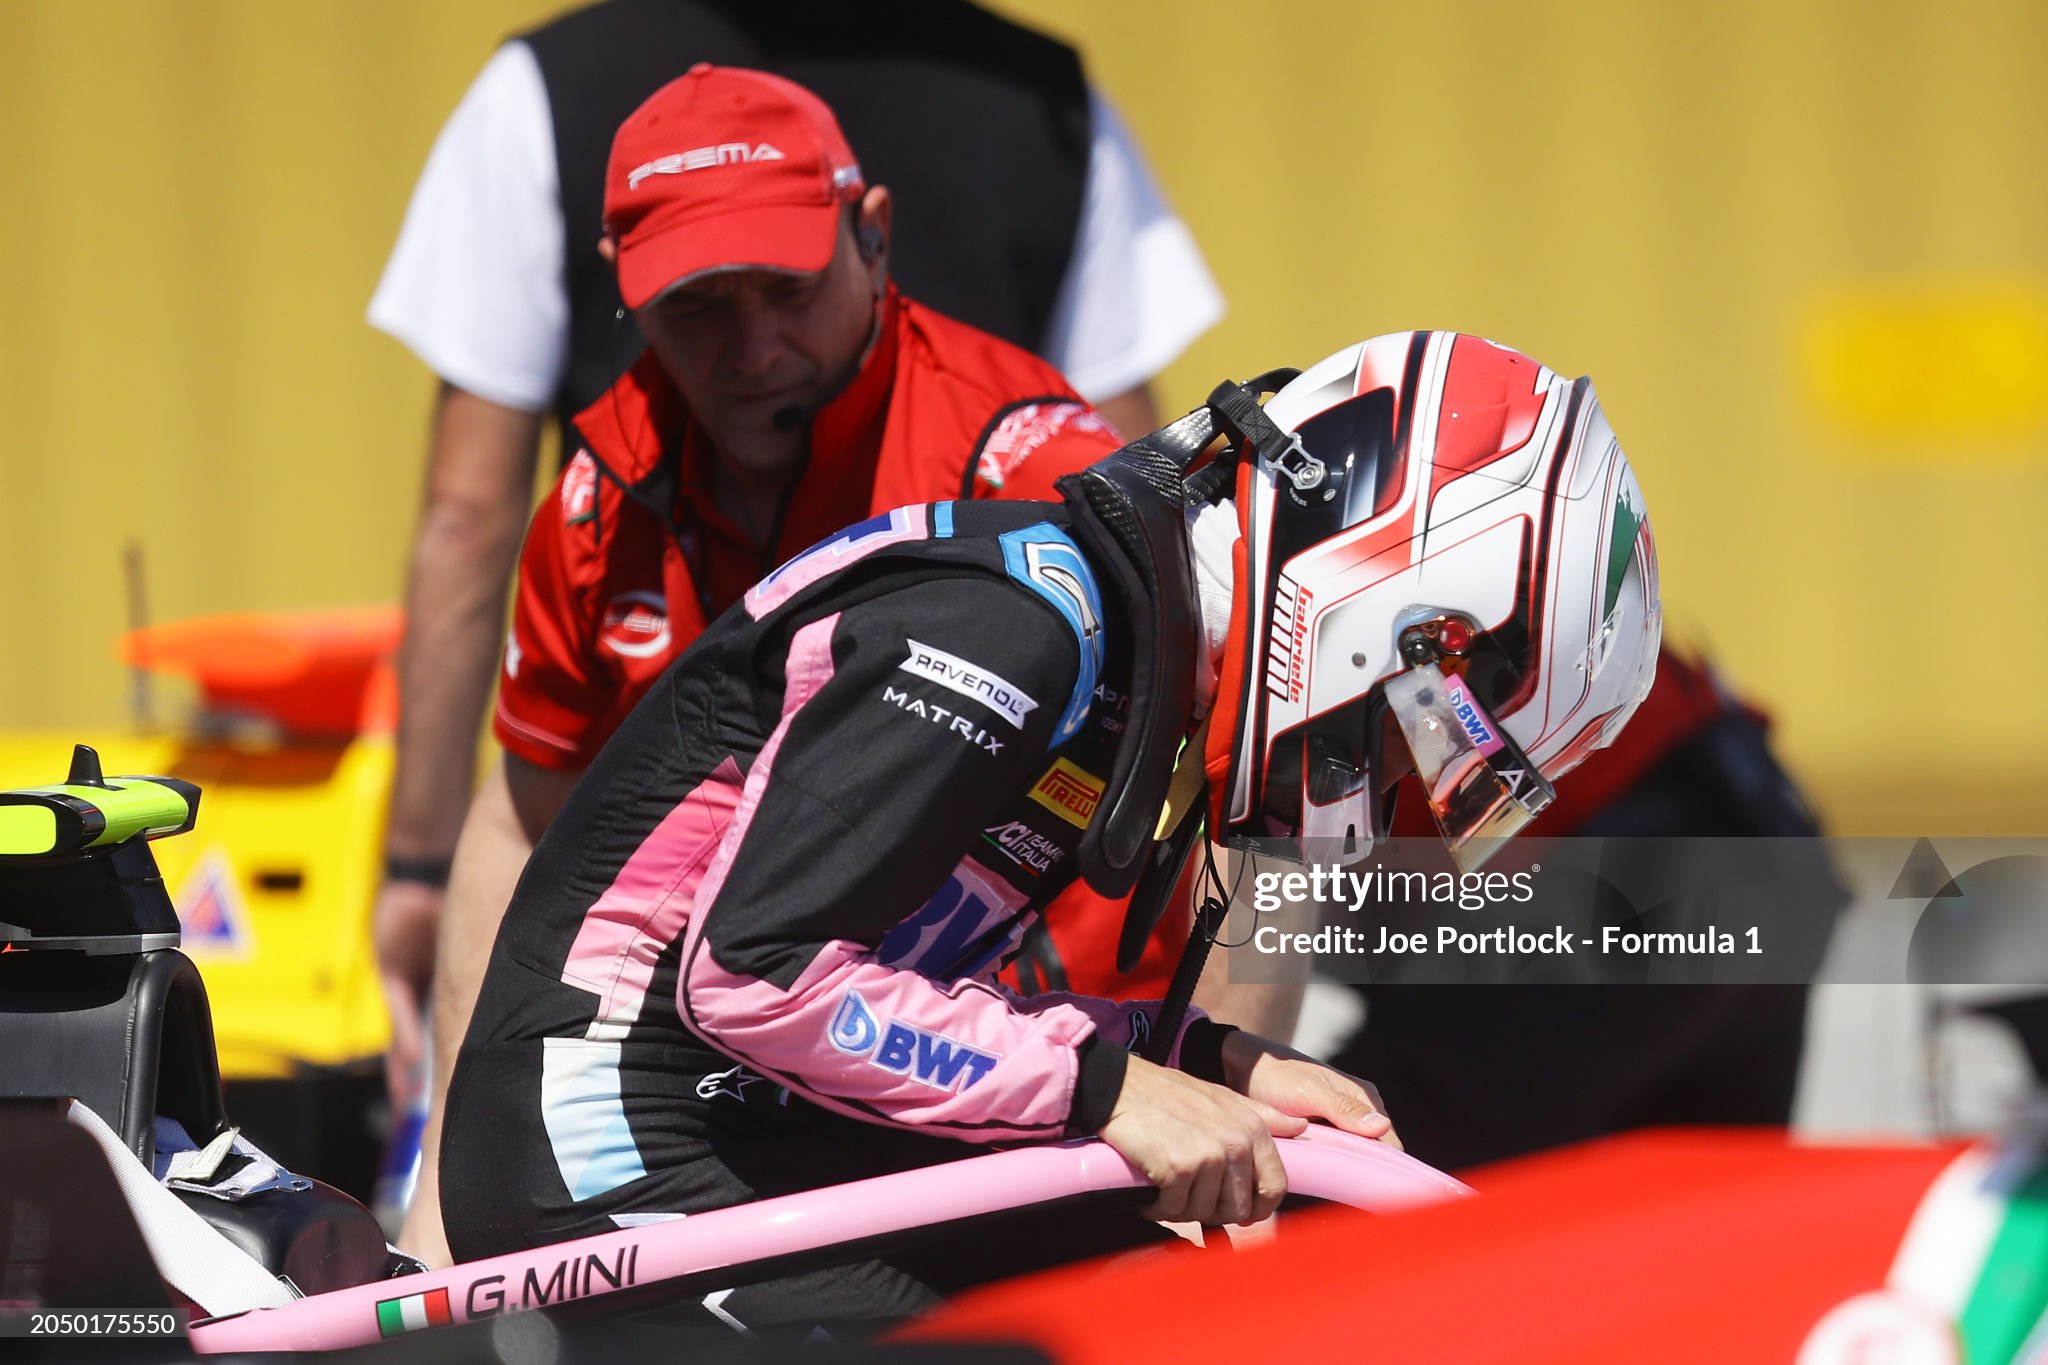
560;451;599;525
599;591;670;660
827;991;1000;1091
1028;758;1103;828
880;686;1004;754
627;142;784;190
974;402;1113;491
898;639;1037;729
982;820;1063;876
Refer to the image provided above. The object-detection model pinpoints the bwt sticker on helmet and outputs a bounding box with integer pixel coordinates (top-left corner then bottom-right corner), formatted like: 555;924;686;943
998;525;1103;744
599;591;671;659
899;639;1038;730
827;991;1000;1091
1028;758;1104;829
1445;680;1504;757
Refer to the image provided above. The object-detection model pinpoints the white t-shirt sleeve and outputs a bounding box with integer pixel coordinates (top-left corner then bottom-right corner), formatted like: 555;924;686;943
367;41;568;413
1039;88;1226;402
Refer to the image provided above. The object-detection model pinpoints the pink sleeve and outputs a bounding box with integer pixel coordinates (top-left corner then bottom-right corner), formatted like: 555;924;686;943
994;988;1208;1070
680;935;1106;1141
670;596;1119;1142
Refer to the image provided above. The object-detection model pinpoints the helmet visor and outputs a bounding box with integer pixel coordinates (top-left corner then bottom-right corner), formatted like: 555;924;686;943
1383;662;1554;871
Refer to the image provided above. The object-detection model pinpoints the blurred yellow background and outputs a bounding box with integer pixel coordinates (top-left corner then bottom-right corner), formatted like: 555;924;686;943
2;0;2043;834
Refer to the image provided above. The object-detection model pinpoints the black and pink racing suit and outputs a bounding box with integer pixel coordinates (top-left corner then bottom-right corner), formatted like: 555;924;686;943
442;496;1215;1327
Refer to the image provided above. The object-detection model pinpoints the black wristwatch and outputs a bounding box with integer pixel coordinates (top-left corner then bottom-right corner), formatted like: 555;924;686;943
383;853;454;889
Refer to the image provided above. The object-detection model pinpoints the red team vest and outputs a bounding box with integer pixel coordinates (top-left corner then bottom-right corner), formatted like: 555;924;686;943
492;286;1187;995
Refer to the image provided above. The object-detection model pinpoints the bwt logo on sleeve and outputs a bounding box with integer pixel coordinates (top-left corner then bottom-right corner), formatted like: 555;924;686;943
899;639;1037;729
827;991;1000;1091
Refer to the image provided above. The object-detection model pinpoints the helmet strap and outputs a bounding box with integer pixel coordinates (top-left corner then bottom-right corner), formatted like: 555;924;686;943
1206;374;1312;471
1202;460;1257;831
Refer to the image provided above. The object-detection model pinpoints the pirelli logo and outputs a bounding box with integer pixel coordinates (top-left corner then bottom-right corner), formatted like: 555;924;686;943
1028;758;1103;828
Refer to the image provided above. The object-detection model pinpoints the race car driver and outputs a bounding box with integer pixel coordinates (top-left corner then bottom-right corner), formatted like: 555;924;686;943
402;65;1149;1266
441;330;1664;1331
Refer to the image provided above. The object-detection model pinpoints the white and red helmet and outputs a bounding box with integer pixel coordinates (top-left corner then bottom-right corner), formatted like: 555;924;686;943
1200;330;1661;868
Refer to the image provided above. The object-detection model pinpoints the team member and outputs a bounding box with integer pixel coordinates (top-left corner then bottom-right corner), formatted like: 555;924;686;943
366;0;1224;1104
402;66;1166;1266
441;330;1664;1330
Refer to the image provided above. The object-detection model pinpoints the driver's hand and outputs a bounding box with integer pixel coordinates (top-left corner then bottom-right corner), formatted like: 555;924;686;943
1222;1031;1400;1150
1099;1055;1305;1226
373;878;442;1107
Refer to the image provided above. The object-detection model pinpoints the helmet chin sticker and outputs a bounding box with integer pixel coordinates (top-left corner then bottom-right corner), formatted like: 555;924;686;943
1383;663;1554;872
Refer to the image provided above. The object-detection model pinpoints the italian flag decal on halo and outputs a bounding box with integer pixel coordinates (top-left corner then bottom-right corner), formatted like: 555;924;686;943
375;1287;452;1337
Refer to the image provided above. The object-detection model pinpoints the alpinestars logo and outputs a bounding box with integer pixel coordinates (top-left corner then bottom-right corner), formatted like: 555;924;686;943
881;686;1004;754
627;142;785;190
695;1063;783;1105
827;991;1000;1091
982;821;1063;875
899;639;1037;729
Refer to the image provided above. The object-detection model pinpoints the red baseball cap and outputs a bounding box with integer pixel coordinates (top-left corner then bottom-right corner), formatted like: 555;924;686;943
603;64;866;309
